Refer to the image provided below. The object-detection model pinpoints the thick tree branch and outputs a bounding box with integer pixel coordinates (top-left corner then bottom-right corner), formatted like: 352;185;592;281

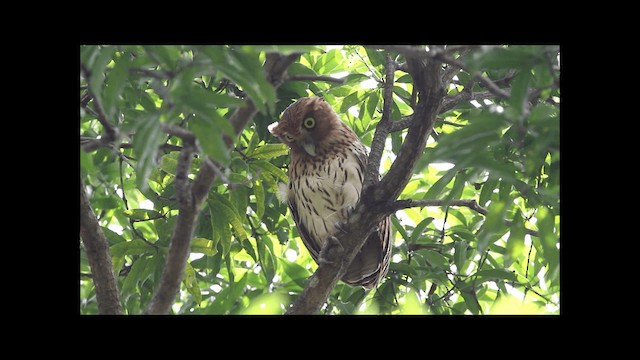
363;55;396;190
145;141;197;314
286;49;446;315
286;74;345;84
80;177;123;315
388;116;414;132
145;52;300;314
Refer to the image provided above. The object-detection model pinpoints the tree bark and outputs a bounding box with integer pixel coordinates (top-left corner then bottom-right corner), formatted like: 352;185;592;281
80;177;123;315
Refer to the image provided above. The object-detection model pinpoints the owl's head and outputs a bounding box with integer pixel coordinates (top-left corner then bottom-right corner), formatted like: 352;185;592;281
268;96;340;157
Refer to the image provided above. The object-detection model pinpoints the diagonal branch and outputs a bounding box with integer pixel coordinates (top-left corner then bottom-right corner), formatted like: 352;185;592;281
145;52;300;314
286;49;446;315
80;176;123;315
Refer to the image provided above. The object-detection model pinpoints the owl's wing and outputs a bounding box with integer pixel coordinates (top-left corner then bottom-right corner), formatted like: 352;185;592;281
288;196;321;263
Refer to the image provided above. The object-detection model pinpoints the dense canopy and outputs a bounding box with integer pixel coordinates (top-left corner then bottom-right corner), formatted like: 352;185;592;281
80;45;560;315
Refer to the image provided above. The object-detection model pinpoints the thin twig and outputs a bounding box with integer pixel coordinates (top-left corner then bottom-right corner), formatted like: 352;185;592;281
389;199;539;237
80;64;119;143
130;67;175;80
474;72;510;100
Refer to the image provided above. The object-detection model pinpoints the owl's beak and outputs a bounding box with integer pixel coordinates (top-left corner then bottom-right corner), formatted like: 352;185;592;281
299;139;317;157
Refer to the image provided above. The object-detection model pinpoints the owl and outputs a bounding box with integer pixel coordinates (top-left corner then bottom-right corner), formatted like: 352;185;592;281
268;96;391;289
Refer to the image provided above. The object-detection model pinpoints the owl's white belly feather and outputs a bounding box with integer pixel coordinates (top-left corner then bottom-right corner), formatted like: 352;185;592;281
289;151;363;250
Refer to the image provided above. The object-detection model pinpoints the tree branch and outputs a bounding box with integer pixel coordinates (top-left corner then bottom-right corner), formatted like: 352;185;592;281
286;48;446;315
390;199;539;237
80;64;119;146
145;140;196;314
286;74;345;84
145;52;300;314
374;45;512;102
388;116;414;132
80;176;123;315
363;55;396;190
440;91;497;114
473;72;510;100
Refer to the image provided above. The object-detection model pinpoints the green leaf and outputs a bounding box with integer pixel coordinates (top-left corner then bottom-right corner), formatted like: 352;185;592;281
110;239;156;257
254;179;265;220
364;48;384;68
240;292;287;315
246;131;260;154
460;289;481;315
477;201;508;253
248;143;289;160
201;46;275;114
121;257;150;297
210;202;231;255
191;238;218;256
454;240;468;272
160;154;178;176
88;46;116;110
280;258;311;288
537;207;559;282
473;269;518;282
416;249;449;268
80;151;96;174
189;113;231;164
102;227;126;246
466;46;543;72
133;114;162;190
184;262;202;304
423;166;459;200
143;45;181;69
340;92;361;113
391;216;409;242
210;195;248;242
479;177;499;207
410;217;434;243
103;53;131;120
251;159;288;183
505;210;526;267
123;209;163;221
508;70;532;118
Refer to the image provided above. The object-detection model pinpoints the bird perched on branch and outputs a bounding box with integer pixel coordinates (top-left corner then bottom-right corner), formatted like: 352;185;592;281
268;96;391;289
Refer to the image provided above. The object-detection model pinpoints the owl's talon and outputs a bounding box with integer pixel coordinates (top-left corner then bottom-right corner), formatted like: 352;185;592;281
319;235;344;265
334;221;349;234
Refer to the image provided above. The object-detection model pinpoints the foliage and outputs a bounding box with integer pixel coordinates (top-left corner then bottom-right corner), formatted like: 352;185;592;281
80;45;560;315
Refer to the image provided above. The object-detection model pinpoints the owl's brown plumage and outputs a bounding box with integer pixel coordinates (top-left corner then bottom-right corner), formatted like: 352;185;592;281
268;96;391;289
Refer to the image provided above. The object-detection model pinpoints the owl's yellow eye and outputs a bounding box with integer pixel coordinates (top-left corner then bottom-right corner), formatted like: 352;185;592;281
303;117;316;129
283;134;295;142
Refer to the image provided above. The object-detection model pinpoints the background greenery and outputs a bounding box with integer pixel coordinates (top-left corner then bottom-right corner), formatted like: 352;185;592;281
80;45;560;314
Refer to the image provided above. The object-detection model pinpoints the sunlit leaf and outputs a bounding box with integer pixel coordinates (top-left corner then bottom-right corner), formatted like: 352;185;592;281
254;179;265;220
133;114;162;190
184;262;202;304
248;143;289;160
110;239;156;257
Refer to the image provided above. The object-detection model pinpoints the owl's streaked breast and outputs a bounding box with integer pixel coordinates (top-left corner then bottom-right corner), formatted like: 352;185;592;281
288;144;366;260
